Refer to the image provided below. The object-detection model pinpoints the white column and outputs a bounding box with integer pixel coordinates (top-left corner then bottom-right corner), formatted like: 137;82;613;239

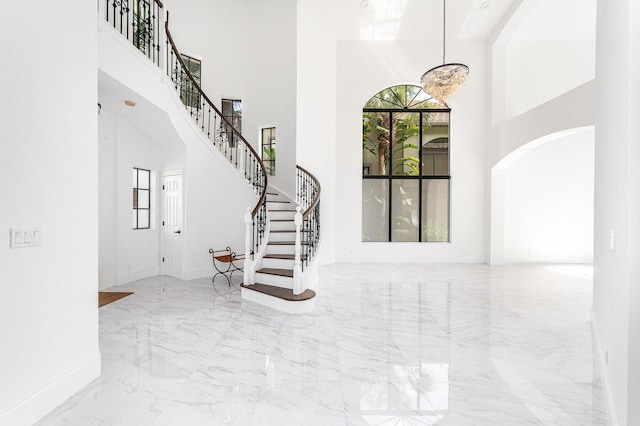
243;207;253;285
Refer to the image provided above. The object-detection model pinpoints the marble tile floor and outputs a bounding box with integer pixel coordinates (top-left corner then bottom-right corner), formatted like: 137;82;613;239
38;264;609;425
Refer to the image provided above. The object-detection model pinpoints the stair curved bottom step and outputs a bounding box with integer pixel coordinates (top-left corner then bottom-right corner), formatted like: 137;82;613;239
241;283;316;301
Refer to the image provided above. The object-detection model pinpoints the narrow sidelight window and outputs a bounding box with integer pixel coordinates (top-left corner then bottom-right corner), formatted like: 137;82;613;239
222;99;242;148
133;167;151;230
180;55;201;109
262;127;276;176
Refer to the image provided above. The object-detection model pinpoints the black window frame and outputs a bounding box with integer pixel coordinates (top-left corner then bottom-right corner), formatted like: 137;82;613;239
261;127;276;176
133;167;151;230
180;54;201;109
362;85;451;242
132;0;152;56
221;99;242;148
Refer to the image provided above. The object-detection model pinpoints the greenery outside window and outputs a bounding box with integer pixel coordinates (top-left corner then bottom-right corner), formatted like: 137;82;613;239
180;55;201;109
132;0;152;55
222;99;242;132
133;167;151;230
222;99;242;148
362;84;451;242
261;127;276;176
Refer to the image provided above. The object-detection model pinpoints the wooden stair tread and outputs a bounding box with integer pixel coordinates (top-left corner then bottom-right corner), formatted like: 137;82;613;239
241;283;316;301
267;191;279;195
268;209;297;212
267;200;291;204
256;268;294;277
270;219;294;222
270;230;295;233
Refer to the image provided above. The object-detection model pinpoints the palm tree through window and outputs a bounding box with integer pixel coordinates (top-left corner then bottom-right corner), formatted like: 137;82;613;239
362;84;451;242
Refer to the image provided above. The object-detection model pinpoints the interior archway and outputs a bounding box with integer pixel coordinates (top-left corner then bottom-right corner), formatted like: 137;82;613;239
490;126;595;264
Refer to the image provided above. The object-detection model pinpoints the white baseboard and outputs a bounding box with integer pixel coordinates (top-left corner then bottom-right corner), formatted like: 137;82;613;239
117;267;160;285
0;354;101;426
591;311;619;426
184;268;214;281
99;272;117;290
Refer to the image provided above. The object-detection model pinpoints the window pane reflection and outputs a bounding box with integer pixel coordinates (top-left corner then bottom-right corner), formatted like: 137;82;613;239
362;179;388;241
422;179;449;242
392;179;419;242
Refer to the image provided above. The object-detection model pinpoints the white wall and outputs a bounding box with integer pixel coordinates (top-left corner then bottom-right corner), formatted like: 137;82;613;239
593;0;640;424
99;20;257;280
0;2;100;425
297;0;488;263
490;0;596;124
297;0;339;263
336;40;487;263
503;129;594;263
505;41;595;119
166;0;298;198
99;109;186;289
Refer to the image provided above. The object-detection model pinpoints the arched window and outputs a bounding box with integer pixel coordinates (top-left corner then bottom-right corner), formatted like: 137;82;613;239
362;84;450;242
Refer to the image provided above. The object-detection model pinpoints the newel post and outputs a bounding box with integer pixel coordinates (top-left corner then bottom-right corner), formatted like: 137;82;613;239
293;206;303;295
244;207;254;285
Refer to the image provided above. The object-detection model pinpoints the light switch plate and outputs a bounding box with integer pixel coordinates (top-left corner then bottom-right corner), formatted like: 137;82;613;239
10;228;42;248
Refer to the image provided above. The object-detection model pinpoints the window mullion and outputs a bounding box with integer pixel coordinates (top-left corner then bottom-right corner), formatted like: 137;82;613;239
388;111;393;242
419;112;423;242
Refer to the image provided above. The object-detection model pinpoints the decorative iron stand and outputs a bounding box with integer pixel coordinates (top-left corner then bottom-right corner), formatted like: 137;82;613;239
209;247;245;287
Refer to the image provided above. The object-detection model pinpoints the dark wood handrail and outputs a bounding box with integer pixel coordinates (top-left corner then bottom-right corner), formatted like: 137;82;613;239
297;165;321;219
154;0;164;8
165;15;267;218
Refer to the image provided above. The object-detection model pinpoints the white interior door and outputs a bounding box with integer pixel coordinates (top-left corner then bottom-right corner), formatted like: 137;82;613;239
161;172;183;278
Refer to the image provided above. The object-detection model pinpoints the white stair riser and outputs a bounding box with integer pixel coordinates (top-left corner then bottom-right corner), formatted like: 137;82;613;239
266;202;295;211
269;211;296;221
267;244;296;255
269;232;297;242
270;221;296;231
262;258;295;269
266;195;287;201
255;273;293;289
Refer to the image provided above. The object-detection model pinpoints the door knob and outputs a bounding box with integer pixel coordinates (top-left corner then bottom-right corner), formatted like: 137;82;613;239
174;230;181;234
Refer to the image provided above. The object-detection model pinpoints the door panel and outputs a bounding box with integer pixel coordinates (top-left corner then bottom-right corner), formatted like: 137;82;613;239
161;173;183;277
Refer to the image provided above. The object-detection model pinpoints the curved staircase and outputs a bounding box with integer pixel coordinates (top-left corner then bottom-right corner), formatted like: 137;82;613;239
241;189;316;313
99;0;320;313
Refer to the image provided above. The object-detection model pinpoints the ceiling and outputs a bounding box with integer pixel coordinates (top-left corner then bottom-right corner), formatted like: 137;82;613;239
302;0;595;42
300;0;521;41
98;71;182;148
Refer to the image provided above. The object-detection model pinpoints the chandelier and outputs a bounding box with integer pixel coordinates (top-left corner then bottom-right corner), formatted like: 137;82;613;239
420;0;469;105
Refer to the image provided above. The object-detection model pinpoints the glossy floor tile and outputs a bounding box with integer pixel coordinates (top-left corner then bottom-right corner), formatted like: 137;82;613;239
37;264;609;425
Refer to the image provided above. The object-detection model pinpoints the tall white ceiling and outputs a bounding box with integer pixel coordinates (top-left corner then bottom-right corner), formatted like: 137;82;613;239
300;0;521;41
301;0;595;43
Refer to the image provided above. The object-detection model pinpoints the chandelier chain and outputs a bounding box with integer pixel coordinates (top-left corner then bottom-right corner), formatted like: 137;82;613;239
442;0;446;64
